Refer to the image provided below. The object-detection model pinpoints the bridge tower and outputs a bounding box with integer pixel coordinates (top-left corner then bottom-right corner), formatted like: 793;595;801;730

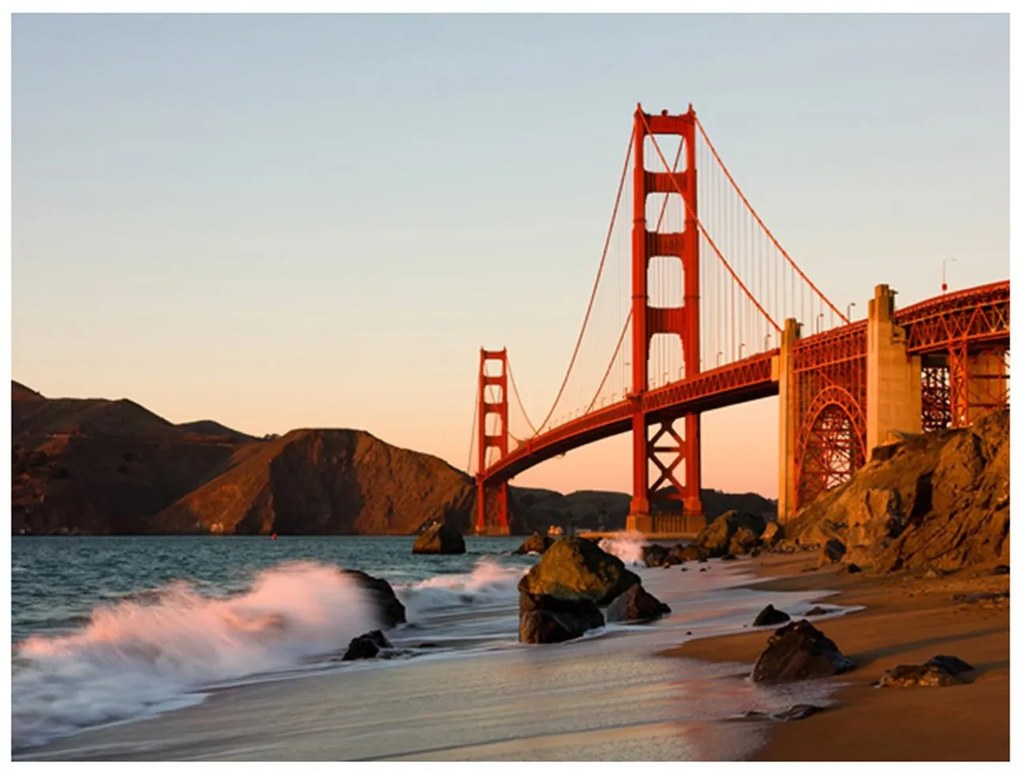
627;105;704;534
475;348;509;535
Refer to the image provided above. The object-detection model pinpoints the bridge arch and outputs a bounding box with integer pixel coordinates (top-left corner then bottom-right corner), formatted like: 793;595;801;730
795;385;866;509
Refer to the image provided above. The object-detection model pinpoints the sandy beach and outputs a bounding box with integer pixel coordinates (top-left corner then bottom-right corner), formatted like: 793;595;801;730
670;551;1011;761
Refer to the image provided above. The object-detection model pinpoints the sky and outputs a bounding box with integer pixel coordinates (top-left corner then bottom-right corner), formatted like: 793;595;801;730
10;13;1010;497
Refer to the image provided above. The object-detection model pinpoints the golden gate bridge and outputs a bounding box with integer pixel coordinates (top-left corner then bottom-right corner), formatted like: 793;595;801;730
468;104;1009;535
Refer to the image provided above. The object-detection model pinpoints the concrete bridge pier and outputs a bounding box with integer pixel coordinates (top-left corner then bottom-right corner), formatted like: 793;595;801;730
866;284;922;456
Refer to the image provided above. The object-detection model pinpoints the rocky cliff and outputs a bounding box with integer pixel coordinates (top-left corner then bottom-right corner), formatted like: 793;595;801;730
787;410;1009;572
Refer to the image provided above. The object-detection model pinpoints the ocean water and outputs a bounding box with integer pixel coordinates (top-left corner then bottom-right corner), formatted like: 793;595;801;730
11;535;849;760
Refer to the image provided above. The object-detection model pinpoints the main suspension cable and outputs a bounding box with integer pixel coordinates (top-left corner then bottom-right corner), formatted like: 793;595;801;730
519;126;636;436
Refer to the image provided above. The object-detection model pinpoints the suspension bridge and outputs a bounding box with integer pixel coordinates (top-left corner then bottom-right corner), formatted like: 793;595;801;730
468;104;1010;536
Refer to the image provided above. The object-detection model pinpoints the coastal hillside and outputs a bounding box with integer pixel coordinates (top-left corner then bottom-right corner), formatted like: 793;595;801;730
787;410;1009;571
151;429;475;535
511;486;776;533
11;382;252;535
11;381;776;536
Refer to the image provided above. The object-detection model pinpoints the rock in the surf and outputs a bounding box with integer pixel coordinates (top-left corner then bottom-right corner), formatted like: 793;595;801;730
343;569;407;628
604;582;671;623
412;521;466;555
751;620;855;683
517;537;639;605
342;629;392;661
517;538;669;643
514;532;555;555
642;543;670;567
518;592;605;643
752;604;791;626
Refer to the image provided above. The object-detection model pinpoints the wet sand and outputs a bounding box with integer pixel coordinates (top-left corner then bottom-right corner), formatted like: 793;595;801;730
668;552;1010;761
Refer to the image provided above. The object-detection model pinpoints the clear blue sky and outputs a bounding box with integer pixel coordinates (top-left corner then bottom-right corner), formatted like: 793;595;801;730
12;14;1009;496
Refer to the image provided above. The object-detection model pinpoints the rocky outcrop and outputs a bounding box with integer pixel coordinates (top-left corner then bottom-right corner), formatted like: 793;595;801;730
517;538;668;643
515;533;555;555
878;655;973;688
697;510;768;557
344;570;406;628
412;521;467;555
342;630;392;661
786;411;1009;572
751;620;855;683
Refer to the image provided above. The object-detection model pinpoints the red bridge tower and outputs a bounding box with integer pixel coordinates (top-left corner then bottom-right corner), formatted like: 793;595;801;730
627;105;704;533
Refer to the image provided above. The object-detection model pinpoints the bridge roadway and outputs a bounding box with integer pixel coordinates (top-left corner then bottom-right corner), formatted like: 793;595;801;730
479;280;1010;487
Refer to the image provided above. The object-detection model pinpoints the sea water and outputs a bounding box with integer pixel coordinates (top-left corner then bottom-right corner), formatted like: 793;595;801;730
11;535;849;760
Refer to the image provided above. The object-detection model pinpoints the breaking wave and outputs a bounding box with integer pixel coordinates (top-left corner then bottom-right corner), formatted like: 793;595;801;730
12;562;380;751
398;559;526;618
598;535;648;566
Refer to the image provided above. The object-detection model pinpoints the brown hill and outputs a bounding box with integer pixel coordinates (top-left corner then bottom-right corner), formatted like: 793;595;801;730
787;410;1009;572
11;387;252;535
177;419;256;444
12;380;44;402
150;429;474;535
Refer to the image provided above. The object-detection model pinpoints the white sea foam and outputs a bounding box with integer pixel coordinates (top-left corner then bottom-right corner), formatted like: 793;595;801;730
597;534;648;566
12;561;379;751
398;559;525;618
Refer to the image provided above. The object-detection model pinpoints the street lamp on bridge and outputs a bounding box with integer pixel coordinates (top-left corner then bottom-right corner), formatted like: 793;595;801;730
846;302;856;322
942;258;956;292
816;313;825;333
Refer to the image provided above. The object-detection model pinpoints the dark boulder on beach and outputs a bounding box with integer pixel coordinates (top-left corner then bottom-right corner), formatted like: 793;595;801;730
342;630;392;661
751;620;855;683
518;592;605;644
344;569;407;628
514;532;554;555
412;521;466;555
752;604;791;627
878;655;974;688
604;583;671;623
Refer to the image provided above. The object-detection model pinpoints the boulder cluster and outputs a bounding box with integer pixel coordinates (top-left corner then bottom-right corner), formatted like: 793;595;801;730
517;537;671;644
